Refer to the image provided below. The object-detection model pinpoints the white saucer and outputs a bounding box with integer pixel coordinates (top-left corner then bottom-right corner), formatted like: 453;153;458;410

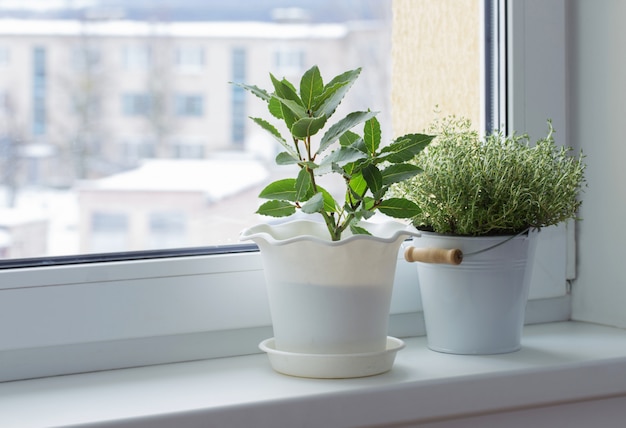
258;337;405;379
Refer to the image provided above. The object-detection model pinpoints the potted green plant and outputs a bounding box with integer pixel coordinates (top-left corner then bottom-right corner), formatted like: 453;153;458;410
396;115;586;355
235;65;434;378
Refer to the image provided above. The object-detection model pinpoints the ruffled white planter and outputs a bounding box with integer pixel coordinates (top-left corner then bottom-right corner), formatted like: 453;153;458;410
241;219;419;378
409;230;539;355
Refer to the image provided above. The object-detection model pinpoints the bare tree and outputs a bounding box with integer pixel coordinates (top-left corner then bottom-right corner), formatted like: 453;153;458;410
145;21;176;159
0;93;26;207
53;18;112;181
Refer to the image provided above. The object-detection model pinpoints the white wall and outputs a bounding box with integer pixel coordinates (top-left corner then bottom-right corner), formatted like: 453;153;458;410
569;1;626;327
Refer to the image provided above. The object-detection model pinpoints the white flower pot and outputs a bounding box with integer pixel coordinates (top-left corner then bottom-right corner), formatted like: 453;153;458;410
241;219;418;377
410;230;539;355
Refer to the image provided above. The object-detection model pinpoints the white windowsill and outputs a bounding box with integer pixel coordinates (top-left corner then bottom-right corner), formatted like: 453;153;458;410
2;321;626;428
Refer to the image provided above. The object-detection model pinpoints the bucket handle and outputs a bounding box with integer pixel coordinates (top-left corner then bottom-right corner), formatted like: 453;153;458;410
404;228;532;265
404;247;463;265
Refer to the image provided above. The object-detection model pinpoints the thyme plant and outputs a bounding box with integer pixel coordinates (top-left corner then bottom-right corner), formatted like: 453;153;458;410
235;66;433;241
393;116;586;236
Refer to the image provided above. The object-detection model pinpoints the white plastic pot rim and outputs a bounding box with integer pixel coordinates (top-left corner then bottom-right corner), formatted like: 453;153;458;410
241;218;420;247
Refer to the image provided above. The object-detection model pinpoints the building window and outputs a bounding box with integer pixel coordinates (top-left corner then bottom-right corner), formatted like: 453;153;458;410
32;46;46;136
119;137;156;163
122;92;152;116
0;90;8;114
171;137;205;159
148;210;186;249
0;46;9;67
174;94;204;117
71;93;102;117
175;46;205;72
231;47;246;146
274;47;305;76
122;45;151;71
71;46;101;71
90;211;128;252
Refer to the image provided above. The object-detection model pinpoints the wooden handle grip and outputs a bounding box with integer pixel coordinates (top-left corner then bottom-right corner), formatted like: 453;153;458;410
404;247;463;265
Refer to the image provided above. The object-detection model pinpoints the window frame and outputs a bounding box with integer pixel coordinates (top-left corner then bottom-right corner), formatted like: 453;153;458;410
122;92;153;116
174;93;204;117
0;0;571;383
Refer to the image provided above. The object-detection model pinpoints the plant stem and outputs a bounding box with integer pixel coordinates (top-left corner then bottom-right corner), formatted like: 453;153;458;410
294;137;302;161
302;151;341;241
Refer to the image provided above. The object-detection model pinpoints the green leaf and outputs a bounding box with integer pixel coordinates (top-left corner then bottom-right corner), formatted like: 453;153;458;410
295;168;313;201
291;115;328;139
377;198;422;218
318;110;378;155
270;74;307;122
275;100;298;129
318;186;338;212
250;117;285;144
298;160;318;170
301;192;324;214
380;133;434;163
381;163;423;185
280;77;298;94
362;196;376;211
300;65;324;111
231;82;271;102
313;68;361;118
317;146;367;175
275;151;299;165
268;97;284;120
270;74;302;106
349;223;371;236
257;200;296;217
339;130;362;148
362;164;383;196
250;117;298;157
274;96;308;122
258;179;296;201
363;116;381;155
355;207;376;220
347;172;367;202
250;117;298;158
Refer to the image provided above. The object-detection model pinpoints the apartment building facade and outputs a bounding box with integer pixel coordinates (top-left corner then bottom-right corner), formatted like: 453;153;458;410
0;15;392;255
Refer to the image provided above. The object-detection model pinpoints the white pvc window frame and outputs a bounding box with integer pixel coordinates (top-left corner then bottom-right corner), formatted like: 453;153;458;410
0;0;571;382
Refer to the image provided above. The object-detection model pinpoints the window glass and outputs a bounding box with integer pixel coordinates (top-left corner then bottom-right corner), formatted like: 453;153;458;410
231;47;246;146
0;0;485;261
148;210;186;249
175;45;205;72
274;46;306;76
122;92;152;116
0;46;9;67
71;46;101;71
32;46;46;136
174;93;204;117
122;45;151;71
90;211;128;252
171;136;206;159
0;90;8;114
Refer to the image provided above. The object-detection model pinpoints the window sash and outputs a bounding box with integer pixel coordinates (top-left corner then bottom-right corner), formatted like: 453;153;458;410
0;0;572;382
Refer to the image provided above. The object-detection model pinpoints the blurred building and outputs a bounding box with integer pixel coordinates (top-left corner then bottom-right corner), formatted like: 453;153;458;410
0;15;391;186
0;12;392;255
77;156;269;252
0;208;48;258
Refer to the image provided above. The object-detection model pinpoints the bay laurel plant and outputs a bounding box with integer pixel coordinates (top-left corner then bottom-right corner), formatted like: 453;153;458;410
392;116;586;236
234;66;434;241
